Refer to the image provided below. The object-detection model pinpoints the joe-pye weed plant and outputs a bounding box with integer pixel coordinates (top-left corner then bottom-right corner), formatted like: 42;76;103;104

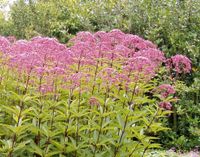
0;30;191;156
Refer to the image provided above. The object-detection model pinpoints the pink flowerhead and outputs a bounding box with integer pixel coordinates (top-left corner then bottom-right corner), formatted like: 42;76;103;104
159;101;172;110
114;44;132;58
34;67;47;76
94;31;108;42
0;36;10;53
71;31;95;43
98;68;118;84
39;84;54;94
6;36;16;43
68;72;90;89
89;97;100;106
108;29;125;44
123;34;144;49
124;56;156;80
167;54;192;74
134;48;166;66
156;84;175;98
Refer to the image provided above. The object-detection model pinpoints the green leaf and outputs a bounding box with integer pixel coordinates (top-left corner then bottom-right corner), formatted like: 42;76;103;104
14;140;31;152
51;140;64;150
117;114;124;129
29;142;43;156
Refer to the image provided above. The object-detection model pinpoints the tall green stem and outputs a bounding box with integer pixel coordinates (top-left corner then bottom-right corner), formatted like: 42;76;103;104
92;85;109;157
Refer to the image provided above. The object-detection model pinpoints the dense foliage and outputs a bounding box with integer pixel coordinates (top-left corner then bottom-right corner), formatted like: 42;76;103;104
0;0;199;152
0;30;192;156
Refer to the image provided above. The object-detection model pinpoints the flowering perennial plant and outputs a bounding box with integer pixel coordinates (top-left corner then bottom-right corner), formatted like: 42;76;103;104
0;30;192;157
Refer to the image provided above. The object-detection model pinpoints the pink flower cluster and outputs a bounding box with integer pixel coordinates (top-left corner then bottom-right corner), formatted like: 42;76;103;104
0;30;192;108
6;36;16;43
0;36;10;53
154;84;175;110
89;97;100;106
0;36;72;93
69;29;168;82
156;84;175;98
159;102;172;110
167;54;192;74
